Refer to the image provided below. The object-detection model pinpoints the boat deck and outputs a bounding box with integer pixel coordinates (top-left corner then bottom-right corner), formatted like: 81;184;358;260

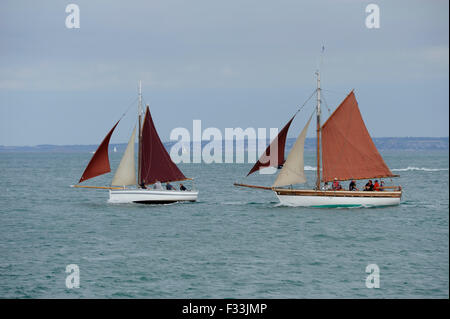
273;188;402;198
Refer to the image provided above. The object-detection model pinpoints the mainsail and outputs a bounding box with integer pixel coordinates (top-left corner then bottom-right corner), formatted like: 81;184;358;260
272;115;312;187
247;116;295;176
321;91;396;182
111;126;136;186
140;106;187;184
78;121;119;183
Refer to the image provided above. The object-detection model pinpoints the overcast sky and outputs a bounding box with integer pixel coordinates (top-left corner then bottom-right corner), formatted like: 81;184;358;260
0;0;448;146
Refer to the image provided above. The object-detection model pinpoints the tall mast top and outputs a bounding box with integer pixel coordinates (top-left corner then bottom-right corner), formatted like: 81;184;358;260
315;70;321;116
138;80;142;116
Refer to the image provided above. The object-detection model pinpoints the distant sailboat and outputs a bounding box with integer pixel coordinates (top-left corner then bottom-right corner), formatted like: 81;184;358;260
235;71;402;207
72;82;198;204
113;146;117;152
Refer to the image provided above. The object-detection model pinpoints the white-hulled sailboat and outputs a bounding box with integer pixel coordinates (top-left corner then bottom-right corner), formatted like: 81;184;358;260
234;71;402;208
72;82;198;204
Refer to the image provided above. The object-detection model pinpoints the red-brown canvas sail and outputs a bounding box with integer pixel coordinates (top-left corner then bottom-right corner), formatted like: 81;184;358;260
78;121;119;183
247;116;295;176
140;106;187;184
321;91;396;182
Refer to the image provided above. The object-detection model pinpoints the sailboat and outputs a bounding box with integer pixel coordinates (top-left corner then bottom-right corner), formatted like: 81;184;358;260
72;82;198;204
234;71;402;208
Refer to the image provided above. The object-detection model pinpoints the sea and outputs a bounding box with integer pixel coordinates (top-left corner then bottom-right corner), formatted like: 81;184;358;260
0;150;448;298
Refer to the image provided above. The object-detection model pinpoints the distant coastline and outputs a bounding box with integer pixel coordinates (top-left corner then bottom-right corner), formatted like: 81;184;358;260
0;137;448;153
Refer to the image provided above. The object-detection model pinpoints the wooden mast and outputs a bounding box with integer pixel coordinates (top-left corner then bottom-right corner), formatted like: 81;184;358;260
137;81;143;186
315;71;321;190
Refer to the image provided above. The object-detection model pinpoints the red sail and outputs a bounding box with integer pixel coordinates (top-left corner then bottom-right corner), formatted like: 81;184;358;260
247;116;295;176
140;106;187;184
321;91;396;182
79;121;119;183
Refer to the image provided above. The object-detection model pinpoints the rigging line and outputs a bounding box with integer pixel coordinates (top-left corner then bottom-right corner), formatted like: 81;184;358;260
126;117;138;143
294;88;317;117
118;96;139;121
111;108;139;153
142;95;150;109
273;92;316;152
321;92;332;115
308;108;316;121
322;88;349;96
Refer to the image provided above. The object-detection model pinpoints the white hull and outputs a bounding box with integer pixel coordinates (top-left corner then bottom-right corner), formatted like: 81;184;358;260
276;192;400;208
109;189;198;204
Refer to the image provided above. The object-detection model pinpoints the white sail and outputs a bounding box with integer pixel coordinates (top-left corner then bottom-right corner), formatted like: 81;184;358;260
111;127;136;186
272;116;312;187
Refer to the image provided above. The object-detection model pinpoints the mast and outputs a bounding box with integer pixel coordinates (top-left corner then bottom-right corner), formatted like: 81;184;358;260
137;81;143;186
315;71;321;190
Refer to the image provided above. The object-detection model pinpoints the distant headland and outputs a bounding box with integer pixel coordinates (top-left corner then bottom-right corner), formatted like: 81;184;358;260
0;137;448;153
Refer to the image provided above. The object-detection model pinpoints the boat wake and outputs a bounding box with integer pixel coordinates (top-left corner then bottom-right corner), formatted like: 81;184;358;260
274;202;383;209
298;166;449;173
391;167;449;172
107;200;192;206
223;201;278;206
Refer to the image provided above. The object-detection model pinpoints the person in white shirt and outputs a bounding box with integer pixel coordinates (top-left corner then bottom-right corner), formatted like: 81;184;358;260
153;180;163;190
321;182;331;191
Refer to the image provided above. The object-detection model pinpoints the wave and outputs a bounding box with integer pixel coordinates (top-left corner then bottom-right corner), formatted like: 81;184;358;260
223;201;278;206
302;166;447;172
391;167;449;172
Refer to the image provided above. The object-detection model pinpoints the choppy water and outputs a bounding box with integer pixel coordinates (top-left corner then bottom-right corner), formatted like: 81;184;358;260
0;151;448;298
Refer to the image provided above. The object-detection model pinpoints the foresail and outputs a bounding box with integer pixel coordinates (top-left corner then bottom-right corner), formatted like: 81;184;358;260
321;91;396;182
272;115;312;187
111;126;136;186
247;116;295;176
140;106;187;184
78;121;119;183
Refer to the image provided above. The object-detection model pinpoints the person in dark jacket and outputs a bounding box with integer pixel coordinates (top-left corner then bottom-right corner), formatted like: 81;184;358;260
364;180;374;191
349;180;358;191
166;182;175;190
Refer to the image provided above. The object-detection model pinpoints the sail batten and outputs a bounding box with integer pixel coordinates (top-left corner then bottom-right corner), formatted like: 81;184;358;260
272;115;312;187
140;106;187;184
247;116;295;176
111;126;136;186
321;91;396;182
78;121;119;183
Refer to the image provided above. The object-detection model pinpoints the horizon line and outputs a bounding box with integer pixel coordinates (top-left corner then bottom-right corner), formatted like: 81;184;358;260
1;136;449;148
